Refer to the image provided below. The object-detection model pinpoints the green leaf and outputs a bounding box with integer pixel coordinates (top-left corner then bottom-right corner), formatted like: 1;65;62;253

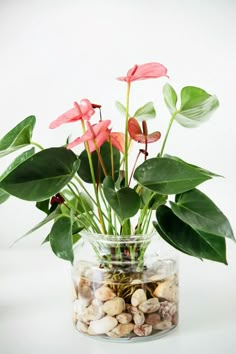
164;154;222;178
0;116;36;157
36;199;50;214
103;176;140;222
155;205;227;264
0;147;35;182
134;157;212;195
170;189;234;240
49;215;74;262
78;142;120;184
0;189;10;204
0;147;80;201
163;83;177;114
115;101;126;115
175;86;219;128
134;102;156;121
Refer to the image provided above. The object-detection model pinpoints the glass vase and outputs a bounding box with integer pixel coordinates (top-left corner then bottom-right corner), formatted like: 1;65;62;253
71;232;178;342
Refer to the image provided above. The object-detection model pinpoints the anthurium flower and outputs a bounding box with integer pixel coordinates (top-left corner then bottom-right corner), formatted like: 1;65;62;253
67;120;111;152
109;132;125;154
128;118;161;143
117;62;168;82
49;99;95;129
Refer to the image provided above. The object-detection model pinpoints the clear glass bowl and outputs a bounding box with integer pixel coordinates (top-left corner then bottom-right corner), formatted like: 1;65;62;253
71;232;178;342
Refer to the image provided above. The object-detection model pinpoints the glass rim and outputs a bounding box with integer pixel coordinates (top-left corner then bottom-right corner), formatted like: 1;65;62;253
80;231;156;245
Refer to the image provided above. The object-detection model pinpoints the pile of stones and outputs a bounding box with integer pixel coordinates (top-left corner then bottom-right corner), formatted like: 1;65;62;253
72;272;178;339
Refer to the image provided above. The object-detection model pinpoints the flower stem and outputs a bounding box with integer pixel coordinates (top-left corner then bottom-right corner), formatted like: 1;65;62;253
81;120;106;233
94;141;108;176
159;111;177;157
31;141;44;150
129;150;141;186
124;82;131;186
109;136;114;180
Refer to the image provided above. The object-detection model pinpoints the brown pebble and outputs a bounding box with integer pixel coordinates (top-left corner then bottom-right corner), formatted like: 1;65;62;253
145;313;161;326
134;324;152;337
172;312;178;325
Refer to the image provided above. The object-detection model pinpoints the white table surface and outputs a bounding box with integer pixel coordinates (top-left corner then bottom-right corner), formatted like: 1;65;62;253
1;246;236;354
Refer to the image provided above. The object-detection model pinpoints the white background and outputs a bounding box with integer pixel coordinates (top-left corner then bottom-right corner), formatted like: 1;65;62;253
0;1;236;353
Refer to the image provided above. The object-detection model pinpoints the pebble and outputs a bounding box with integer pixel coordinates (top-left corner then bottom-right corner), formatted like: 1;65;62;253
89;316;118;335
134;324;152;337
116;312;132;324
172;312;178;325
95;286;116;301
153;320;173;330
92;298;103;307
138;298;160;313
79;285;92;299
81;304;105;322
133;310;145;326
153;280;177;302
131;289;147;306
103;297;125;316
145;313;161;326
76;320;88;333
107;323;134;338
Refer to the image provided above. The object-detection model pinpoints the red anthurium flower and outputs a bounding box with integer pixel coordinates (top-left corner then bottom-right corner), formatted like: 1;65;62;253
117;62;168;83
49;99;95;129
67;120;111;152
128;118;161;144
108;132;125;154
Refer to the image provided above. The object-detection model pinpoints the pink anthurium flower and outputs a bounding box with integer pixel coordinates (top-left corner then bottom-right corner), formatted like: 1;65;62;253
117;62;168;83
108;132;125;154
67;120;111;152
128;118;161;144
49;99;95;129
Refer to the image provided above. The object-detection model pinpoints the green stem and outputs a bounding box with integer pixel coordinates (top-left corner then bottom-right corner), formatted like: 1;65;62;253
159;111;178;157
124;82;131;186
67;184;100;232
81;120;106;233
31;141;44;150
136;192;155;234
74;176;97;206
109;136;114;180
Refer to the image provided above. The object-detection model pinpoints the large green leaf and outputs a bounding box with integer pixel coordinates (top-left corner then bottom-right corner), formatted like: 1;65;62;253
0;147;35;182
0;147;80;201
103;176;140;222
163;83;177;114
155;205;227;264
134;102;156;121
49;215;74;262
170;189;234;240
0;189;10;204
0;116;36;157
164;154;221;178
78;142;120;184
134;157;212;195
175;86;219;128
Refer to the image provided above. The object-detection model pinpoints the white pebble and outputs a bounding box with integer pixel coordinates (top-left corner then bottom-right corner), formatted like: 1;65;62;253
89;316;118;334
131;289;147;306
